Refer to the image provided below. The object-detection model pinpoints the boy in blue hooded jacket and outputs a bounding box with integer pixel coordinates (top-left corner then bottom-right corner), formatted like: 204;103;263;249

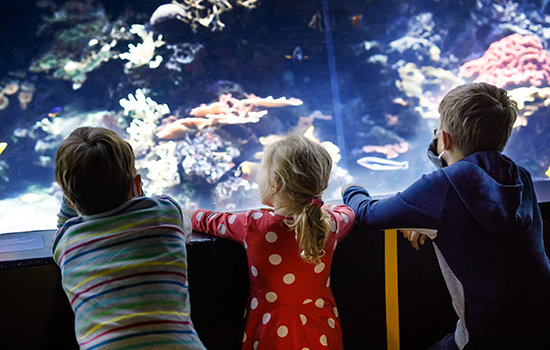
343;83;550;349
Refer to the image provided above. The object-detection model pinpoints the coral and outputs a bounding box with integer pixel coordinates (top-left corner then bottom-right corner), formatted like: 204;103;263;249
459;34;550;88
396;62;464;119
507;86;550;129
165;43;204;71
137;141;181;196
31;1;133;89
176;132;240;183
120;89;170;155
167;0;259;32
120;25;165;70
213;177;260;210
0;94;8;110
362;142;410;159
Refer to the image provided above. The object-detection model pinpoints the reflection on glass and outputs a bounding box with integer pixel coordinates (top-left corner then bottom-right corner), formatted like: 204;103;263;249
0;0;549;233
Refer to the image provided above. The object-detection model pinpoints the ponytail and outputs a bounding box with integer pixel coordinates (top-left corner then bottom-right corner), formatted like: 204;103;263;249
285;201;331;264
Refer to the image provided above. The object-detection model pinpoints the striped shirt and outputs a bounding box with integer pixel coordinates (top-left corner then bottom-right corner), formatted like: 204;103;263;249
53;196;206;350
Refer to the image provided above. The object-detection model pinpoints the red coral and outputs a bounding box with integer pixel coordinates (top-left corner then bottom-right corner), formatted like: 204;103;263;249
459;33;550;88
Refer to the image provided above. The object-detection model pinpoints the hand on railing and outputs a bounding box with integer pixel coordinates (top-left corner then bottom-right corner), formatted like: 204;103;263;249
399;230;427;251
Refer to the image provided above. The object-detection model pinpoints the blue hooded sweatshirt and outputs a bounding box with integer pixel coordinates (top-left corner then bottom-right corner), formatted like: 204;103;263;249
343;151;550;349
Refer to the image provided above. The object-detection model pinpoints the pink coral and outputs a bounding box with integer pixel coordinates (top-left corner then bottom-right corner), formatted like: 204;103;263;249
459;34;550;88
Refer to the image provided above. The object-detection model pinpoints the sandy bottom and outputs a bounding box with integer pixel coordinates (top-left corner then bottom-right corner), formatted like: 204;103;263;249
0;192;59;234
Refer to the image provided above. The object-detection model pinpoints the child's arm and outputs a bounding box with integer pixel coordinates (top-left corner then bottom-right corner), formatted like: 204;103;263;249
341;172;448;231
191;209;248;245
324;204;356;241
56;196;79;229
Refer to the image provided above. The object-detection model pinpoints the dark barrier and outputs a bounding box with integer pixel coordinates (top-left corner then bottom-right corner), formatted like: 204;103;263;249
1;203;550;350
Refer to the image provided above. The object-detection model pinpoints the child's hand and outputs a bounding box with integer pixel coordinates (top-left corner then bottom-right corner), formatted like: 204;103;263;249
400;229;427;251
341;183;365;196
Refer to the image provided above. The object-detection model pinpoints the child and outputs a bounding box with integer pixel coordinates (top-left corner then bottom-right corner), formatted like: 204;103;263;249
191;134;355;349
343;83;550;349
53;127;206;350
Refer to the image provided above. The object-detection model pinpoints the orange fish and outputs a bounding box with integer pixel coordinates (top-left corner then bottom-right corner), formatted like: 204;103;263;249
351;14;363;29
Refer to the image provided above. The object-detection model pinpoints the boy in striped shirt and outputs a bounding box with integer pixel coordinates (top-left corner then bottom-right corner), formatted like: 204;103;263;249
53;127;206;350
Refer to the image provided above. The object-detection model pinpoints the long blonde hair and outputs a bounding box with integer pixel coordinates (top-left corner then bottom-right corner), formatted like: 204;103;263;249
257;134;333;264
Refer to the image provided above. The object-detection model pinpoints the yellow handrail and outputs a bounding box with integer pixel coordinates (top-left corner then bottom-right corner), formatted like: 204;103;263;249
385;229;400;350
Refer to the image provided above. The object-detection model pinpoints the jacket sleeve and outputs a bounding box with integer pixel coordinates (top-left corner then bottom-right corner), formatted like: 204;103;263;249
192;209;248;245
343;172;450;231
56;197;79;229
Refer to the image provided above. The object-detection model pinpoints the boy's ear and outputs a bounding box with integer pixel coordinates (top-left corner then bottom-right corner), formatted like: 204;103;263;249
134;174;142;197
441;130;453;150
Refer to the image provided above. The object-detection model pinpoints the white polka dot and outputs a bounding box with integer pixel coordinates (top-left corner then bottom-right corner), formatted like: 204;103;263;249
208;212;218;220
262;313;271;324
328;318;335;328
336;222;339;233
303;299;313;304
218;224;226;235
314;262;325;273
320;334;328;346
334;240;337;249
269;211;276;216
251;266;258;277
330;204;337;211
302;348;310;350
283;273;295;284
251;212;263;219
266;292;278;302
329;220;336;232
246;210;251;216
244;239;248;249
229;214;236;223
300;314;307;325
277;325;288;337
265;231;278;243
315;298;324;308
254;341;259;350
251;298;258;309
242;332;247;343
243;308;247;318
326;277;330;287
269;254;282;265
333;307;339;317
195;211;203;221
341;212;349;223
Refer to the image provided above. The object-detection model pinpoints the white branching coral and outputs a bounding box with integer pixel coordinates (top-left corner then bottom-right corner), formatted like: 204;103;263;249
119;24;165;69
120;89;170;154
137;141;181;196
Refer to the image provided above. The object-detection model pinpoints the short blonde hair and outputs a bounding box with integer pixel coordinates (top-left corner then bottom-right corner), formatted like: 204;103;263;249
438;83;518;156
257;134;332;264
55;127;137;215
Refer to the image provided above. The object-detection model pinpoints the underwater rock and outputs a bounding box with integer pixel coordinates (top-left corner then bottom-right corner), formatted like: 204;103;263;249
213;177;260;210
137;141;181;196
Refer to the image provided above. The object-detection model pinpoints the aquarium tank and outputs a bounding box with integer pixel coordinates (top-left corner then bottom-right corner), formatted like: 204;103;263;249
1;0;550;233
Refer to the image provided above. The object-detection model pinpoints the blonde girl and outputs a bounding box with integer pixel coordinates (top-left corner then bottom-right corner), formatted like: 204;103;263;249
192;134;355;350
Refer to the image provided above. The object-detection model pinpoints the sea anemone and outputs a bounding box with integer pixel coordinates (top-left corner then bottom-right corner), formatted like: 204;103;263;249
18;91;32;110
0;94;9;110
20;81;35;93
3;82;19;95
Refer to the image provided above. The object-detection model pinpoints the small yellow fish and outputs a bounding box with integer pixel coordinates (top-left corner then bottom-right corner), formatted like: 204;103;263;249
235;161;261;182
0;142;7;155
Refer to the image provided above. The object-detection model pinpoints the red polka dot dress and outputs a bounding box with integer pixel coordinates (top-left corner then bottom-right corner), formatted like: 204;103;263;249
192;204;355;350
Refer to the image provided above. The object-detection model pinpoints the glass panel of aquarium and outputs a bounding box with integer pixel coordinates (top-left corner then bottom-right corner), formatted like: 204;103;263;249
1;0;549;233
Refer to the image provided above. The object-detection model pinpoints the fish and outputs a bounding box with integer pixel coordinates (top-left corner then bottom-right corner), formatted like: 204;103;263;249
308;9;363;31
48;106;62;117
351;14;363;29
235;161;261;181
356;156;409;171
0;142;7;155
285;46;308;67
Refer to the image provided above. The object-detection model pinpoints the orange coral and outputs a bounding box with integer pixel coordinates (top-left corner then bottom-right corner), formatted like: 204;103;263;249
362;142;409;159
459;34;550;88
